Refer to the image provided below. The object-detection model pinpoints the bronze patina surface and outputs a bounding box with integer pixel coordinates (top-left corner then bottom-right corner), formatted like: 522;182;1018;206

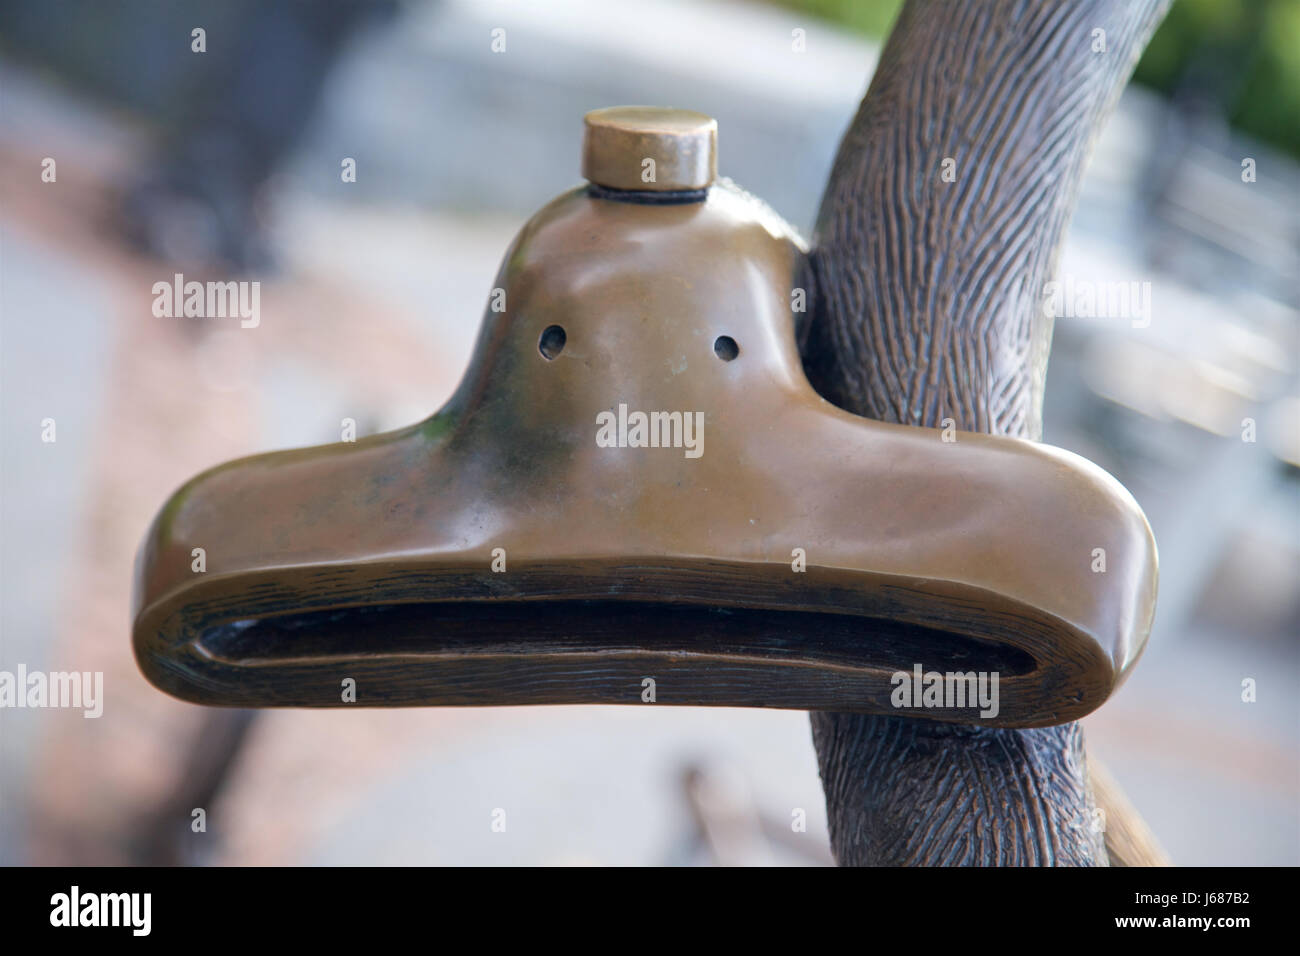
132;110;1157;728
582;106;717;192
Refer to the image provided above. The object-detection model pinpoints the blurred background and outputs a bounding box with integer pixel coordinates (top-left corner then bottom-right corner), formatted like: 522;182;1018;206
0;0;1296;866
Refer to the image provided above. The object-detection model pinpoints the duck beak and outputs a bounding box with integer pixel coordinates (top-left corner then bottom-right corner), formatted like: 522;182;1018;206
132;110;1157;729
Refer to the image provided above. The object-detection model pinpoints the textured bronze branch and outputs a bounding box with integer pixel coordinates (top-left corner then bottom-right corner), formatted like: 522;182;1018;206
799;0;1171;865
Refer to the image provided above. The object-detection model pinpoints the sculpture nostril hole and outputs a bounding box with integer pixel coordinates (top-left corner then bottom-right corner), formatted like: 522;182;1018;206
714;335;739;362
539;325;566;360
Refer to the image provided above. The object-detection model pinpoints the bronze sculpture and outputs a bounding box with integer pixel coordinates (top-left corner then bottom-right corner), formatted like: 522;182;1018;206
133;0;1174;865
133;106;1155;731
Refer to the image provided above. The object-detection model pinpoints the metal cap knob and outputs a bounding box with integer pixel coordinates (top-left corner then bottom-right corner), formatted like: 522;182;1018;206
582;106;717;192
